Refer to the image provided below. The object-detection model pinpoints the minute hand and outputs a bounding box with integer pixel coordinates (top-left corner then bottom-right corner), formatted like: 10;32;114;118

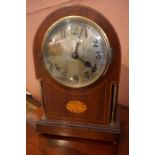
78;57;97;72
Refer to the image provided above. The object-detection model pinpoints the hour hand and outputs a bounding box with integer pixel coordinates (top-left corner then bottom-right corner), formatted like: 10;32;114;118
72;42;80;59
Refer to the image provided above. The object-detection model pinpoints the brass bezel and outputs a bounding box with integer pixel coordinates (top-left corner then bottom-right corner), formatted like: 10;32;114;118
41;15;111;88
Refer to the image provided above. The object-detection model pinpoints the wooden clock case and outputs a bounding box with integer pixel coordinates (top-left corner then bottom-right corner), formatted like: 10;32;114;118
33;5;121;142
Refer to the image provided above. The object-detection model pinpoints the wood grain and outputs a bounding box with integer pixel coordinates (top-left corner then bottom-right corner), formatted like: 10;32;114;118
26;104;129;155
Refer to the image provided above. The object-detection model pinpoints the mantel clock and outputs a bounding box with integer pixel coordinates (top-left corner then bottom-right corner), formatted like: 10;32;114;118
33;5;121;142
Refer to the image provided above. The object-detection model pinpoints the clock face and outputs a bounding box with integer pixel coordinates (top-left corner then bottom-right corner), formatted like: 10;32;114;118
42;16;111;88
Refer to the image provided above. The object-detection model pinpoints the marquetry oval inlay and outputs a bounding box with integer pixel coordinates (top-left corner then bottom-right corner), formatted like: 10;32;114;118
66;101;87;114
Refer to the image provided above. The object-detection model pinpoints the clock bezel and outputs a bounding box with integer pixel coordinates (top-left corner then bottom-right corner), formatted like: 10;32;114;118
41;15;111;88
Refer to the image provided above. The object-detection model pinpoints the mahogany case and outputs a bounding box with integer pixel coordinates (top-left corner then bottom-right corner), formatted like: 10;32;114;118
33;5;121;142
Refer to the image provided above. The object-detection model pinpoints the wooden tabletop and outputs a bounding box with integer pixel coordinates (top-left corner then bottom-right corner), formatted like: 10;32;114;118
26;103;128;155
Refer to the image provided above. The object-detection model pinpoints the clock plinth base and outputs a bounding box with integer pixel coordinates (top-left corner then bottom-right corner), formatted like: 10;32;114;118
36;118;120;142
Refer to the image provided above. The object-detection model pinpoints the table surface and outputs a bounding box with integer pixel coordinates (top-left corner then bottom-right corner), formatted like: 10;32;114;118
26;101;129;155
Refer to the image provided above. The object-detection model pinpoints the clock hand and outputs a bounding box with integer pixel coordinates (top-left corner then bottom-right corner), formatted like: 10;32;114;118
72;49;96;72
71;40;96;72
74;29;83;54
72;52;96;72
72;42;80;59
75;42;80;54
72;28;83;58
78;57;97;72
79;28;83;38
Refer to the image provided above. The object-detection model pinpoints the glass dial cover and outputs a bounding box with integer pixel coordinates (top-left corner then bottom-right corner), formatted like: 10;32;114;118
42;16;111;88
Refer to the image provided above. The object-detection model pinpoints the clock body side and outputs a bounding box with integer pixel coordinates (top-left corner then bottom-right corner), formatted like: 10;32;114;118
33;5;121;142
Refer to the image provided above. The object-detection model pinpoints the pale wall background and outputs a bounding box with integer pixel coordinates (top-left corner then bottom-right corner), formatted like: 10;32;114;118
26;0;129;106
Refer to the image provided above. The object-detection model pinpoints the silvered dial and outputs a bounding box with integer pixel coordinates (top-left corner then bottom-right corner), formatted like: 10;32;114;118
42;16;111;88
